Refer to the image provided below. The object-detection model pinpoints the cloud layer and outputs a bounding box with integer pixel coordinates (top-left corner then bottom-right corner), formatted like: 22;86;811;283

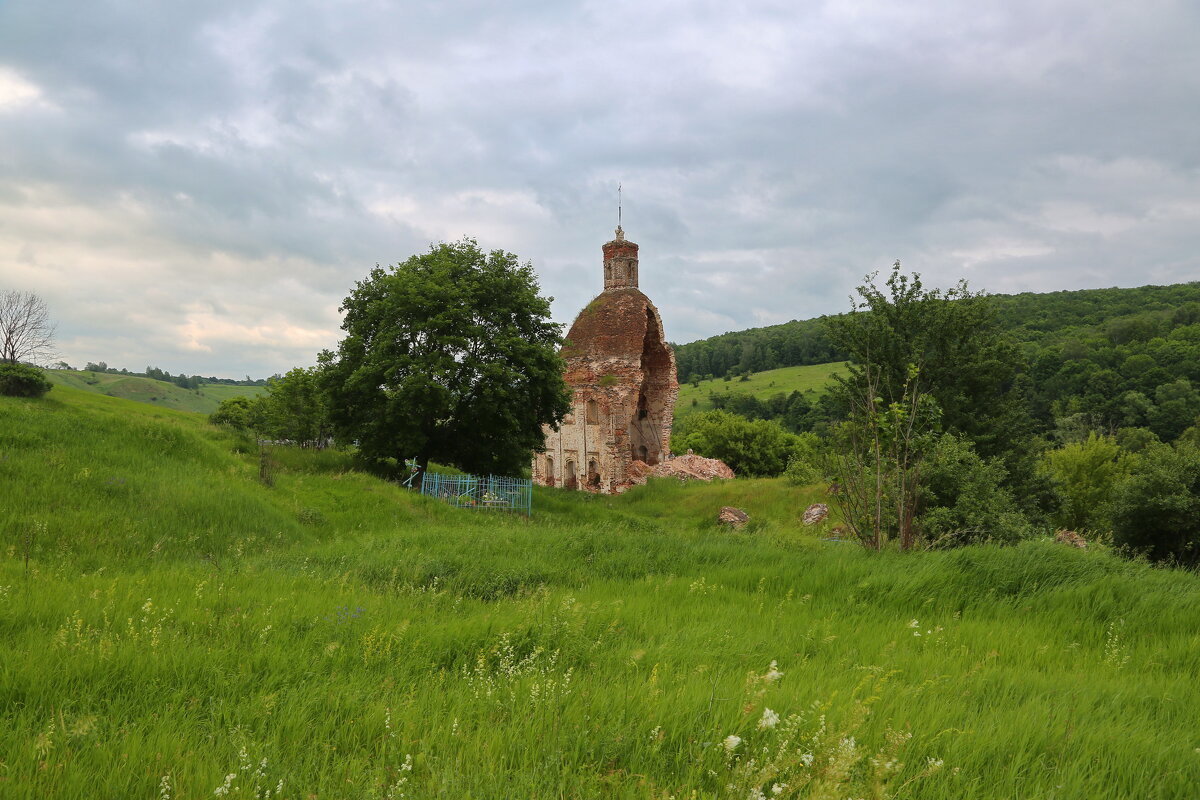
1;0;1198;376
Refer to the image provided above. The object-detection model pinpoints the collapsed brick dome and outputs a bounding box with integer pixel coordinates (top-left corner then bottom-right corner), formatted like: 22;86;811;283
564;287;666;362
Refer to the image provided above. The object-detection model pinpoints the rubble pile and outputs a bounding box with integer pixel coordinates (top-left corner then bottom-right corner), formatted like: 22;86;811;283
623;453;735;489
717;506;750;528
802;503;829;525
1055;529;1087;549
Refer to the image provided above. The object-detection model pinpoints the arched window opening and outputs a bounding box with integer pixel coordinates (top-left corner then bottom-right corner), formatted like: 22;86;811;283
586;399;599;424
588;460;600;488
565;460;577;490
545;456;555;487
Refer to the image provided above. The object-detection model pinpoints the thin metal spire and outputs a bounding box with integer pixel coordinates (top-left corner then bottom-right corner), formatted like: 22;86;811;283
618;182;622;228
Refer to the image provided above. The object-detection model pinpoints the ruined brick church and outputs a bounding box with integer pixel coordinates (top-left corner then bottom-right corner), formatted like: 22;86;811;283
532;226;679;493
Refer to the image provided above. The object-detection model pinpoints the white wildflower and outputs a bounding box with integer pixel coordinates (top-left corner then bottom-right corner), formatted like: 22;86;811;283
908;619;919;628
763;660;783;682
758;708;779;730
800;752;814;766
723;734;742;754
771;783;787;795
748;788;766;800
213;773;236;796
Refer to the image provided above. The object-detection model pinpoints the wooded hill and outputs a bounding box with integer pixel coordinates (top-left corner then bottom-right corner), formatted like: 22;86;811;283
674;280;1200;443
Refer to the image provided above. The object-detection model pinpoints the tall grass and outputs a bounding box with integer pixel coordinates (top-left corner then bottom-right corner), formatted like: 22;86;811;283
2;387;1199;798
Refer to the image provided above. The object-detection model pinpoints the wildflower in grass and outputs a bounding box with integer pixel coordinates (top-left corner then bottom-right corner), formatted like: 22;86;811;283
1103;618;1130;669
724;734;742;754
34;719;54;758
758;708;779;730
771;783;787;795
213;773;236;796
763;660;783;683
159;773;172;800
384;754;414;800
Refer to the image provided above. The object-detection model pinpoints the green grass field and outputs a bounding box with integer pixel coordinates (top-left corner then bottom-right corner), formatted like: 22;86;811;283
2;386;1199;798
676;362;846;419
43;369;266;414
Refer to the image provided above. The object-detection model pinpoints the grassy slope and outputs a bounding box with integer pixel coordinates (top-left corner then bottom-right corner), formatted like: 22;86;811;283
2;387;1199;798
676;362;846;419
43;369;266;414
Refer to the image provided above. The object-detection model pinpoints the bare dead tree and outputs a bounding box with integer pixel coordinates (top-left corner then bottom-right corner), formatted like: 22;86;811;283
0;290;57;366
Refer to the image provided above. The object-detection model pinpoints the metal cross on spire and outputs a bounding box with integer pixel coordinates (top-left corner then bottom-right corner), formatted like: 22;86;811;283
616;182;624;239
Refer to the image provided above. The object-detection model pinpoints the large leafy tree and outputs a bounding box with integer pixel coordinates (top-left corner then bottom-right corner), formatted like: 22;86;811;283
1111;442;1200;565
824;263;1028;460
821;263;1035;548
321;238;571;476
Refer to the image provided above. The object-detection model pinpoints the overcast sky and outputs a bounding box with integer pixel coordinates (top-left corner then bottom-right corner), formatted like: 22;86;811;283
2;0;1198;378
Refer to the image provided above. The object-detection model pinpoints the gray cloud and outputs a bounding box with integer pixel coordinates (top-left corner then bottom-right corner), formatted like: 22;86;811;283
1;0;1198;376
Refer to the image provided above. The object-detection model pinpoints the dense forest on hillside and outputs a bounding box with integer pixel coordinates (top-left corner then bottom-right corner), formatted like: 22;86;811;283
673;317;844;380
673;281;1200;444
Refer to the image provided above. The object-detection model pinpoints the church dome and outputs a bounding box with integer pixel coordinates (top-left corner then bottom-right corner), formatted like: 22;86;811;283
562;287;665;363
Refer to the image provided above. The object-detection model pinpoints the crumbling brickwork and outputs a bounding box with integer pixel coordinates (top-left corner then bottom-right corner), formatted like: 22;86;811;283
532;227;679;493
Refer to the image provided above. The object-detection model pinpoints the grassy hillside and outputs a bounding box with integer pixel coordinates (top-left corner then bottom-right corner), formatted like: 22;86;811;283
676;362;845;419
2;387;1199;798
43;368;265;414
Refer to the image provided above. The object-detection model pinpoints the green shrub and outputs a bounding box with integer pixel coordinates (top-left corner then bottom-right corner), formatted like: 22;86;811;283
210;395;262;431
671;409;799;477
920;433;1033;546
0;363;52;397
1040;433;1132;532
1111;442;1200;565
782;432;823;486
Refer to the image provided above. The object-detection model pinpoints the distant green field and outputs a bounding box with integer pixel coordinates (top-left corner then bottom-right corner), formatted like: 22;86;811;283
43;369;266;414
676;361;846;419
3;385;1199;798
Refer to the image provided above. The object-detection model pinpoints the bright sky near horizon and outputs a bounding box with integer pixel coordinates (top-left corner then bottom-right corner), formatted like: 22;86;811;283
1;0;1198;378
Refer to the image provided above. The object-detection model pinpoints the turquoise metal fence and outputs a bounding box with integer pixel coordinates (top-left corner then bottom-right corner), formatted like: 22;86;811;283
419;471;533;517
